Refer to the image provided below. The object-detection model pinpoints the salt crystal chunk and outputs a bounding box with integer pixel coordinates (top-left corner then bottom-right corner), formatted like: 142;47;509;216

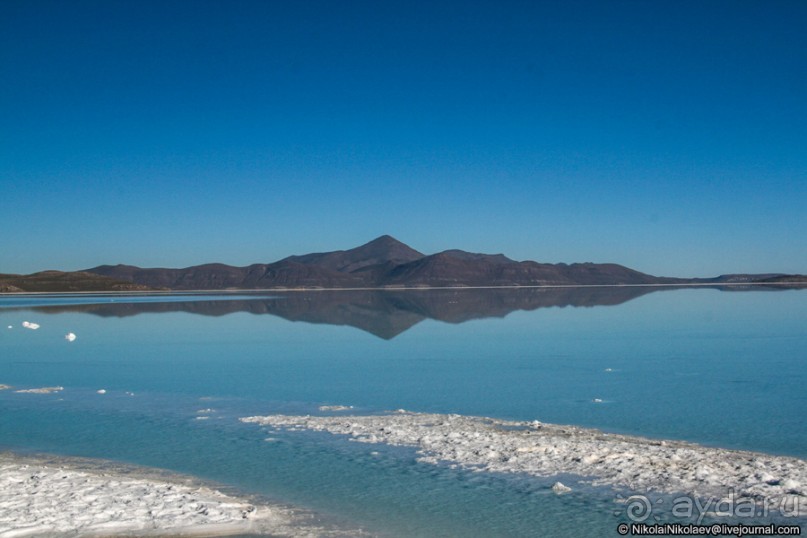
552;481;571;494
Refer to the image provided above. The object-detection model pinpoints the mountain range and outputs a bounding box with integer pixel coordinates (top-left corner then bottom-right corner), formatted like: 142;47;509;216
2;235;805;292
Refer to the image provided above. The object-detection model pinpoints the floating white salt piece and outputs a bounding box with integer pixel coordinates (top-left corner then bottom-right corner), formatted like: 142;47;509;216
604;368;613;372
22;321;40;330
16;386;63;394
125;391;135;396
592;398;603;403
7;325;11;329
97;389;107;394
552;481;572;494
65;333;76;342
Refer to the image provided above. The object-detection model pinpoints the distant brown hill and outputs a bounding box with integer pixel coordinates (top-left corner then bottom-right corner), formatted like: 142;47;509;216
2;235;804;292
0;270;151;293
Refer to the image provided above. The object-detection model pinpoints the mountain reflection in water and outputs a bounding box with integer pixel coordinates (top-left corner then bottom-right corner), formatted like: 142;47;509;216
13;286;793;339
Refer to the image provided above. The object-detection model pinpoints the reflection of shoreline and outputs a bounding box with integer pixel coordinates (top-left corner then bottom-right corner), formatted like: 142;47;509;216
0;451;350;537
1;281;805;297
5;285;804;339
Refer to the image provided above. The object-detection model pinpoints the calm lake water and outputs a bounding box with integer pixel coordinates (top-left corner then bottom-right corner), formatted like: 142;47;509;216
1;287;805;537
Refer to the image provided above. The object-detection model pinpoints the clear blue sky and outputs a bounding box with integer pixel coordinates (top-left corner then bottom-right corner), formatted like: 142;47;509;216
1;0;805;277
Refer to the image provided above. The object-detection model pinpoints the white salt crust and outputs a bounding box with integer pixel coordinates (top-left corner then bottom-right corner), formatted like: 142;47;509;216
0;453;359;537
241;411;806;515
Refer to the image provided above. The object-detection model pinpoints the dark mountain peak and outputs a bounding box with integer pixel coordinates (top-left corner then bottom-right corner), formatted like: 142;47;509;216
365;234;402;246
285;235;424;273
350;235;423;259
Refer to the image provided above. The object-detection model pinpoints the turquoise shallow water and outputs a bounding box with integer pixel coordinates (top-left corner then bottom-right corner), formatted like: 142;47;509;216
0;287;805;536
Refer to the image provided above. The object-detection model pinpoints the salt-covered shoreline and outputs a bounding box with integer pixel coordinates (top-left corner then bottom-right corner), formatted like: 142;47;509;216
241;411;806;516
0;452;355;537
